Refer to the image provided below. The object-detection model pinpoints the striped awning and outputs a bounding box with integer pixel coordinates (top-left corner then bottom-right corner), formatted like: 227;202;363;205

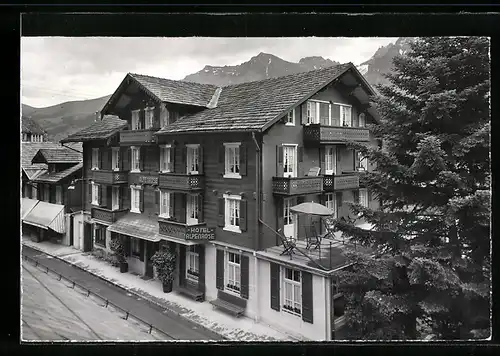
107;212;161;242
22;198;39;220
23;201;65;234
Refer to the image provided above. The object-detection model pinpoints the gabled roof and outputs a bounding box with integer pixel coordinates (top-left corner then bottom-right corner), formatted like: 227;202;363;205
23;168;47;180
32;162;83;183
60;116;127;143
32;148;82;164
22;116;46;135
21;142;62;169
156;63;356;135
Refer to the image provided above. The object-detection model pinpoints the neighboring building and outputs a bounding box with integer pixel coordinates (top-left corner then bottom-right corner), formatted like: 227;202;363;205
21;141;83;245
60;63;379;341
22;116;48;142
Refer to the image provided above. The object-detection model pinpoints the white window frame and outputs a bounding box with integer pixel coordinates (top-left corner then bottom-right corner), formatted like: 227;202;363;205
91;148;99;170
358;113;366;128
131;146;141;172
356;151;368;171
285;109;295;126
186;246;199;282
55;185;62;205
359;188;369;208
91;182;100;206
282;267;302;316
186;194;199;225
131;109;141;130
159;190;171;218
325;145;337;175
307;101;320;124
223;142;242;179
223;194;242;234
112;186;120;210
186;144;200;174
112;147;120;171
144;107;155;129
225;251;241;295
130;185;142;213
324;193;337;218
283;144;298;178
159;144;172;173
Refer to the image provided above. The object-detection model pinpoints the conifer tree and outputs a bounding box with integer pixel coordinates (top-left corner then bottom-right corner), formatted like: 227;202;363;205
333;37;490;340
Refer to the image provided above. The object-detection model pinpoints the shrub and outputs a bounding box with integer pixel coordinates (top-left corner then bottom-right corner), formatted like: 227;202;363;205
151;248;176;284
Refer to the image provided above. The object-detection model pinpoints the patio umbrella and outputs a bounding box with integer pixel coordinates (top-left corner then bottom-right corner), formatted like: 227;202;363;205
290;202;334;216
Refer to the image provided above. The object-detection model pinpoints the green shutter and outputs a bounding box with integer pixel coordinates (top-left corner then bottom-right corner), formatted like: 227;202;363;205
270;263;280;311
240;254;249;299
301;271;314;323
216;249;224;290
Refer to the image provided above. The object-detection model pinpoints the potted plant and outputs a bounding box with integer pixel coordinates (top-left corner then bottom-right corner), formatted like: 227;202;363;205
110;237;128;273
151;248;177;293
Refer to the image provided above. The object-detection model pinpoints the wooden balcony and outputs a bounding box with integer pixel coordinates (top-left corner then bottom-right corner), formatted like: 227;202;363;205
158;173;205;191
272;176;324;196
303;124;370;145
92;170;128;185
158;219;209;241
323;174;359;192
91;207;129;224
120;129;158;145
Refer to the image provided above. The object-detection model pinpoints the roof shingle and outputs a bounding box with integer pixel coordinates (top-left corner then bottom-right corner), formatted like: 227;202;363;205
130;73;219;108
60;116;127;143
32;162;83;183
156;63;352;134
21;142;62;169
32;148;82;164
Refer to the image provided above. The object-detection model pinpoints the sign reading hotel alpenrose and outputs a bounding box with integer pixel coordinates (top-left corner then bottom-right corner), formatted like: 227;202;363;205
185;227;216;241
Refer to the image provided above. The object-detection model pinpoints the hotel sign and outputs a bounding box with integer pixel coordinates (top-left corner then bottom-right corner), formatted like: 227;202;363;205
185;226;216;241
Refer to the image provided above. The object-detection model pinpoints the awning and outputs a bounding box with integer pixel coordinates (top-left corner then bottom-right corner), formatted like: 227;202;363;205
107;212;161;242
22;198;39;220
23;201;66;234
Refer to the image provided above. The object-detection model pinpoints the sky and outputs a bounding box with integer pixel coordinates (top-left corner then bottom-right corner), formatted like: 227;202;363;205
21;37;398;108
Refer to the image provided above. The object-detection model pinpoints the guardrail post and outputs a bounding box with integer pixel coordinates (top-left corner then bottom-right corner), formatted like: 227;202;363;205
46;267;49;274
59;274;62;281
105;300;109;308
35;261;38;267
87;290;91;297
149;325;153;334
72;281;75;289
125;311;129;320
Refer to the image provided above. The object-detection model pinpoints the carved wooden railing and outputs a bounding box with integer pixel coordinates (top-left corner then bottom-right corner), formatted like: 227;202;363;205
91;207;129;224
120;129;158;145
323;174;359;192
272;176;324;196
303;124;370;144
92;170;128;185
158;173;205;191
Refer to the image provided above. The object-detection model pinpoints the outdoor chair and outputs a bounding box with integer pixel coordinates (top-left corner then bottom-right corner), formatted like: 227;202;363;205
305;167;321;177
304;224;321;250
277;228;296;256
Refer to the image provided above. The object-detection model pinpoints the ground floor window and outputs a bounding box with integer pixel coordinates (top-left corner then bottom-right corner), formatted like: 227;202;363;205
225;251;241;294
186;246;199;282
131;237;141;258
94;224;106;247
283;267;302;316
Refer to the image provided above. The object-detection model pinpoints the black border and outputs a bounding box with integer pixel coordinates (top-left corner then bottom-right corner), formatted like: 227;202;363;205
6;7;499;356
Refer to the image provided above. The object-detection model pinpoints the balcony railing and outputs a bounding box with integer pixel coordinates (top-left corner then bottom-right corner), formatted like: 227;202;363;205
272;176;324;196
92;170;128;185
303;124;370;145
120;129;158;145
323;174;359;192
158;219;208;241
158;173;205;191
91;207;129;224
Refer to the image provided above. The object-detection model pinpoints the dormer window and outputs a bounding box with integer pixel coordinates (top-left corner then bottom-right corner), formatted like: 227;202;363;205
144;107;155;129
286;109;295;126
131;109;142;130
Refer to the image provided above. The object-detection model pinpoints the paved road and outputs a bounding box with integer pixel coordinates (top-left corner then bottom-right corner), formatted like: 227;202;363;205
22;245;223;341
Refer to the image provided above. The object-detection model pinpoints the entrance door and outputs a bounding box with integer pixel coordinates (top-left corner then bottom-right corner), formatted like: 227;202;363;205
83;222;93;252
186;195;199;225
283;198;297;240
145;241;156;278
69;215;74;246
283;145;297;178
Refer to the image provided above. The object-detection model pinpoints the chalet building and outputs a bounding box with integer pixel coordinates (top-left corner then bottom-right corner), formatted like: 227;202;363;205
22;116;47;142
61;63;380;341
21;140;83;245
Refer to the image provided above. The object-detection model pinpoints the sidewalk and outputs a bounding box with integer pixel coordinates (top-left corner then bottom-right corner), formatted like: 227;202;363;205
22;238;299;341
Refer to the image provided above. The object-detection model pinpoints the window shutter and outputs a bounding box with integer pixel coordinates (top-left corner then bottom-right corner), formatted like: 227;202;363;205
240;254;249;299
99;149;103;169
270;263;280;311
179;245;186;287
139;147;145;171
336;192;343;208
276;198;284;243
159;148;164;172
50;185;56;204
217;197;225;227
155;147;161;172
320;194;326;206
301;271;314;323
219;145;225;175
276;145;284;177
126;147;131;171
169;146;175;172
298;146;304;177
99;185;104;206
331;104;341;126
155;189;160;215
352;112;359;127
154;106;161;129
320;147;326;174
169;192;175;218
106;186;112;210
179;194;187;223
198;145;204;174
140;188;144;212
88;182;92;205
301;102;308;125
216;249;224;290
198;245;206;294
140;108;145;129
239;199;247;232
119;186;124;209
197;194;204;222
180;145;187;174
118;148;124;171
87;149;92;171
139;239;145;262
239;144;247;176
